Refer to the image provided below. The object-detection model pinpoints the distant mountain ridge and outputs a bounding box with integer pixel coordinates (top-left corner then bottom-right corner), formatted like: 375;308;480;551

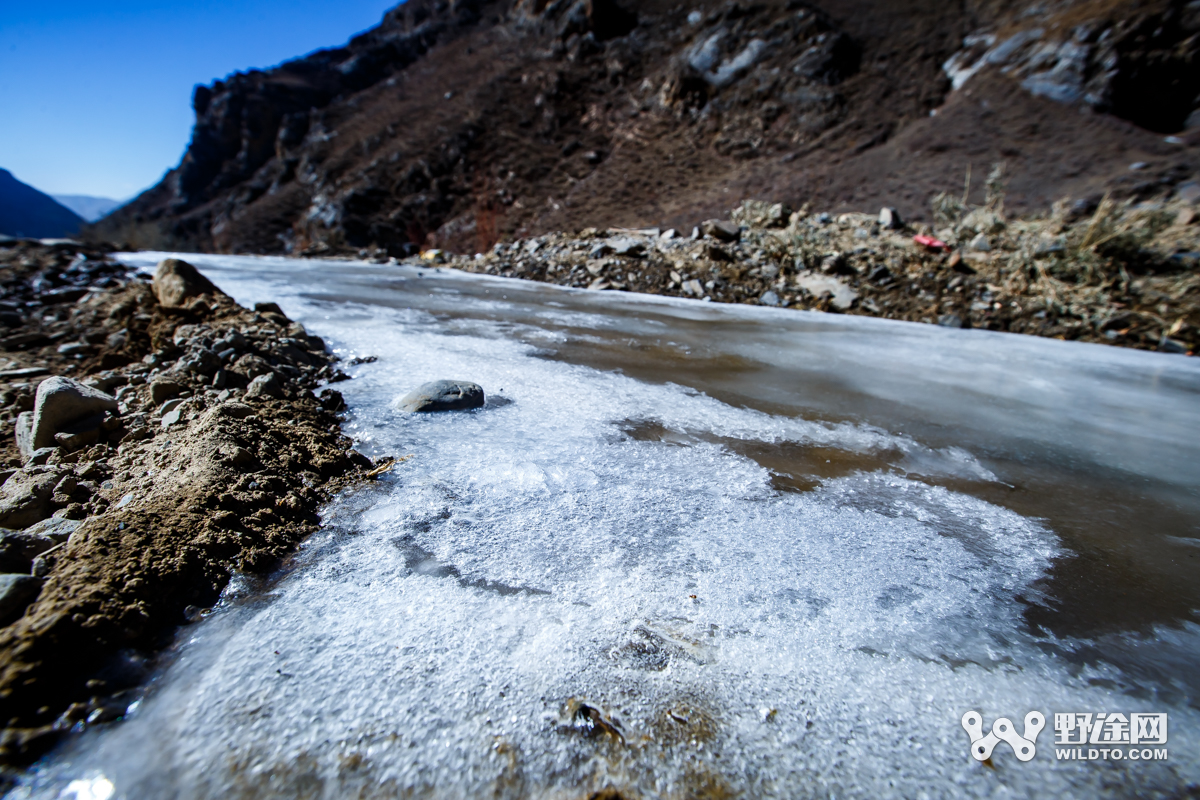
88;0;1200;256
0;169;83;239
52;195;123;223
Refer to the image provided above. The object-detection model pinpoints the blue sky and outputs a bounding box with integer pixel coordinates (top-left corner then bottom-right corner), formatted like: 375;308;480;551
1;0;400;200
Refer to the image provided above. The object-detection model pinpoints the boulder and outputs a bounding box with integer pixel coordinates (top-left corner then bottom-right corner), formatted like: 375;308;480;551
29;376;117;452
0;470;60;529
701;219;741;243
0;574;43;625
153;258;223;308
397;380;485;412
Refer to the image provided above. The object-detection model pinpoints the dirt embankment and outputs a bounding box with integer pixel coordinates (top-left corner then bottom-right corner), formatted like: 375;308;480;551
0;241;374;768
439;189;1200;354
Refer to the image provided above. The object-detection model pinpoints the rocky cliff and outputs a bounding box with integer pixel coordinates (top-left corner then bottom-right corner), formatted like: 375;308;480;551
89;0;1200;257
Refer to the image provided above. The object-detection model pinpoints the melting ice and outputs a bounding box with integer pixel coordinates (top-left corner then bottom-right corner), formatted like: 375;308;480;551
13;256;1200;799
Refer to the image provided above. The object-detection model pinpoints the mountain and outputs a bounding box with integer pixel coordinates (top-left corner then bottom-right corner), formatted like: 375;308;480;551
0;169;84;239
88;0;1200;256
52;194;124;223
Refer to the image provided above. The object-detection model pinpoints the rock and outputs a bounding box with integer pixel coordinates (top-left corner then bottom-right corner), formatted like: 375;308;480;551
14;412;33;461
759;290;781;306
231;354;273;378
794;274;858;311
879;207;903;230
55;428;99;452
397;380;485;412
701;219;741;243
0;471;59;529
938;313;966;328
161;406;187;428
254;301;289;320
245;373;282;399
0;531;56;573
607;236;646;257
1159;337;1188;354
29;376;118;451
970;233;992;252
24;516;80;543
217;401;254;419
704;243;733;262
26;448;56;467
0;574;43;625
56;342;90;357
159;398;184;416
152;258;223;308
150;379;186;405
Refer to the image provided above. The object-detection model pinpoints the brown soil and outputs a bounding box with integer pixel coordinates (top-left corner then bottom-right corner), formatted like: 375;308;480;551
88;0;1200;259
0;242;373;767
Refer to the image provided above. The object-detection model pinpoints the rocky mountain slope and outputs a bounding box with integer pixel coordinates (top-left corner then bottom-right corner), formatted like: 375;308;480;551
90;0;1200;257
0;171;83;240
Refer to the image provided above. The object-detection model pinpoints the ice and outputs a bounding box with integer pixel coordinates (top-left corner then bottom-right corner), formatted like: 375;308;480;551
14;254;1199;799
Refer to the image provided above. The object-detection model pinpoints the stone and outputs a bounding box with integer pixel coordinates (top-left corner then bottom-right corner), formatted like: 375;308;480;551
56;342;90;357
1159;337;1188;354
29;377;117;452
700;219;741;243
878;207;903;230
14;411;33;461
232;354;273;378
0;574;43;625
217;401;255;419
0;530;55;573
254;301;289;319
245;372;282;399
794;274;858;311
607;236;646;257
150;379;186;405
0;470;60;529
26;448;56;467
938;313;966;328
24;516;81;543
153;258;223;308
970;233;992;252
161;406;187;428
759;290;781;306
397;380;485;413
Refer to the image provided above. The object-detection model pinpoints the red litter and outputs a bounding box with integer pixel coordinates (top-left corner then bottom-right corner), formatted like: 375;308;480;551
913;234;948;251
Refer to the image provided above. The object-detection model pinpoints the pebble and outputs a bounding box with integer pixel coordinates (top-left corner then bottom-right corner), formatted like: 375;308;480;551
878;207;903;230
970;233;991;252
759;290;781;306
